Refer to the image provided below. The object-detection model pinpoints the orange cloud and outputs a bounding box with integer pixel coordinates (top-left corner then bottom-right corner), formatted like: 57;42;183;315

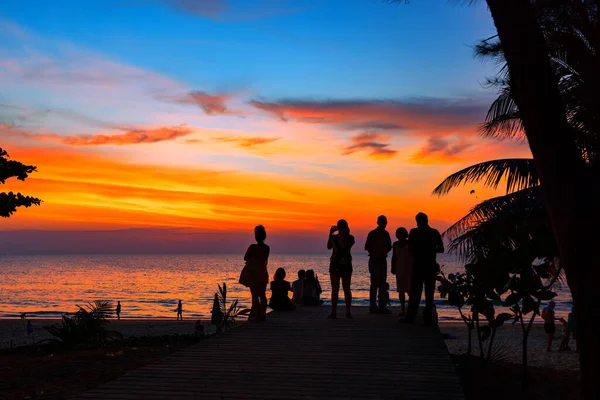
410;137;472;164
342;133;397;160
2;145;482;234
1;123;194;146
214;136;280;148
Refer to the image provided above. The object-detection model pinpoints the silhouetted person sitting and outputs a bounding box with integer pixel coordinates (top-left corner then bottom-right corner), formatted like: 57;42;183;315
327;219;355;319
176;300;183;320
404;212;444;325
292;269;305;305
302;269;323;306
269;267;295;311
365;215;392;314
239;225;270;322
116;301;121;320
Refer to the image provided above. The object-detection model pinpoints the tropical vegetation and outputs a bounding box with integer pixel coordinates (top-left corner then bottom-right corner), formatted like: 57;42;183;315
45;300;121;348
0;147;41;218
429;0;600;392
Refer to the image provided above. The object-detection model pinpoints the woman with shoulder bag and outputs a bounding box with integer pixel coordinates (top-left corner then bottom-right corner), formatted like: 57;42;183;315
239;225;270;322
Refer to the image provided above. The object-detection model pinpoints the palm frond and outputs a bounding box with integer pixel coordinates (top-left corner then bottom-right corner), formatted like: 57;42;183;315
432;159;540;197
479;87;526;141
445;187;547;261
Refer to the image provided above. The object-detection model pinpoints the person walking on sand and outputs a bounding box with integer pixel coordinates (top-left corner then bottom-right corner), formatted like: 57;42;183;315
327;219;355;319
239;225;270;322
542;301;560;351
365;215;392;314
404;212;444;325
116;301;121;320
392;227;412;318
176;300;183;320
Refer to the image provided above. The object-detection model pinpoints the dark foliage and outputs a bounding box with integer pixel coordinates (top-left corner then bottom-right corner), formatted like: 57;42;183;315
0;147;41;217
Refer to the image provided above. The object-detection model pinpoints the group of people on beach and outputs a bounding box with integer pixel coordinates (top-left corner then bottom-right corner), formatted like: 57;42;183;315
239;212;444;324
542;301;579;353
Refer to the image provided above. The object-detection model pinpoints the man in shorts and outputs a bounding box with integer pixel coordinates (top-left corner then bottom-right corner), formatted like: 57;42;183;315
542;301;559;352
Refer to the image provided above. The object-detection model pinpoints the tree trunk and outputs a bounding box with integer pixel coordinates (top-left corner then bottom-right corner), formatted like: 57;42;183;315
474;312;484;360
486;328;496;364
486;1;600;398
467;326;472;357
522;330;529;391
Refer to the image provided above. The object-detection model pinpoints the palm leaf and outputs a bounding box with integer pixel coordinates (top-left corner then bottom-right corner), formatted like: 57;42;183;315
479;87;525;141
432;159;540;197
446;187;548;261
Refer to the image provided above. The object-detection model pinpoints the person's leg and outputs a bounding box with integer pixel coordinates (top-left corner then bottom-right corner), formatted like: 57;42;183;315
258;284;268;321
399;292;406;315
342;276;352;317
405;269;423;322
423;273;436;324
547;333;553;351
250;287;259;320
368;258;378;310
330;273;340;317
377;259;388;310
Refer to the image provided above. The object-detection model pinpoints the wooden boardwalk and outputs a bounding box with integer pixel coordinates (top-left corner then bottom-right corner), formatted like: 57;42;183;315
80;307;464;400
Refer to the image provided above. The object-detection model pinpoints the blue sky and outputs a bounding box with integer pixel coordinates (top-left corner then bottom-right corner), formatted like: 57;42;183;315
1;0;497;99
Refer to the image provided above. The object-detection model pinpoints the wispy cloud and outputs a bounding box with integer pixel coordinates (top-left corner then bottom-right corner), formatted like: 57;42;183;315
1;123;194;146
214;136;280;148
249;97;487;136
162;0;302;20
164;0;227;18
410;137;472;163
159;90;244;116
342;132;397;160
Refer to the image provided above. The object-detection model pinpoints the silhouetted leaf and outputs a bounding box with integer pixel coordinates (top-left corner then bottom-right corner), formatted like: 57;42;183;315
504;293;522;307
535;290;557;301
497;313;513;323
480;325;492;342
522;295;538;315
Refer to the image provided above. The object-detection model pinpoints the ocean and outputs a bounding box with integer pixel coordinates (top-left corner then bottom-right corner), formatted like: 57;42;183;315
0;253;573;321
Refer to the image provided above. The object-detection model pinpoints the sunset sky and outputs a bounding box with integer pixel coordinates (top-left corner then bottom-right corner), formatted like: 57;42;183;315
0;0;531;253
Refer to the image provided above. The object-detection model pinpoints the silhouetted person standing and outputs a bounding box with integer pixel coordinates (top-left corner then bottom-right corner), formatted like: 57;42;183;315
327;219;355;319
239;225;270;322
405;213;444;325
365;215;392;314
176;300;183;320
116;301;121;320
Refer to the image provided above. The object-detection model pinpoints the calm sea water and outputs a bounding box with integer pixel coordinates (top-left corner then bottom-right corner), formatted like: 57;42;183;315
0;253;573;321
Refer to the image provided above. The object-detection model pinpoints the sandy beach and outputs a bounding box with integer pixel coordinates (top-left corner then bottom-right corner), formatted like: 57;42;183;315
439;322;580;371
0;318;204;349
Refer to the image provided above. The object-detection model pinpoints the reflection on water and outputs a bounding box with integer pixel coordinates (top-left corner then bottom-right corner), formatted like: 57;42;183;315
0;253;573;321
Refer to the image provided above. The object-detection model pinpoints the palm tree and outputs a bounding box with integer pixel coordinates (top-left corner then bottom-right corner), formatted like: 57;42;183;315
433;0;598;262
431;2;600;395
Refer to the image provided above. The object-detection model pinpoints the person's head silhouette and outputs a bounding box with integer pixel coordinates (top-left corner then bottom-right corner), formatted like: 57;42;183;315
337;219;350;235
396;227;408;240
377;215;387;229
255;225;267;243
274;267;286;281
416;212;429;227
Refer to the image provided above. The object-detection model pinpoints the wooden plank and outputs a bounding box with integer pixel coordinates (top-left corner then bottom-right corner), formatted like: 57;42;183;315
77;307;463;400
